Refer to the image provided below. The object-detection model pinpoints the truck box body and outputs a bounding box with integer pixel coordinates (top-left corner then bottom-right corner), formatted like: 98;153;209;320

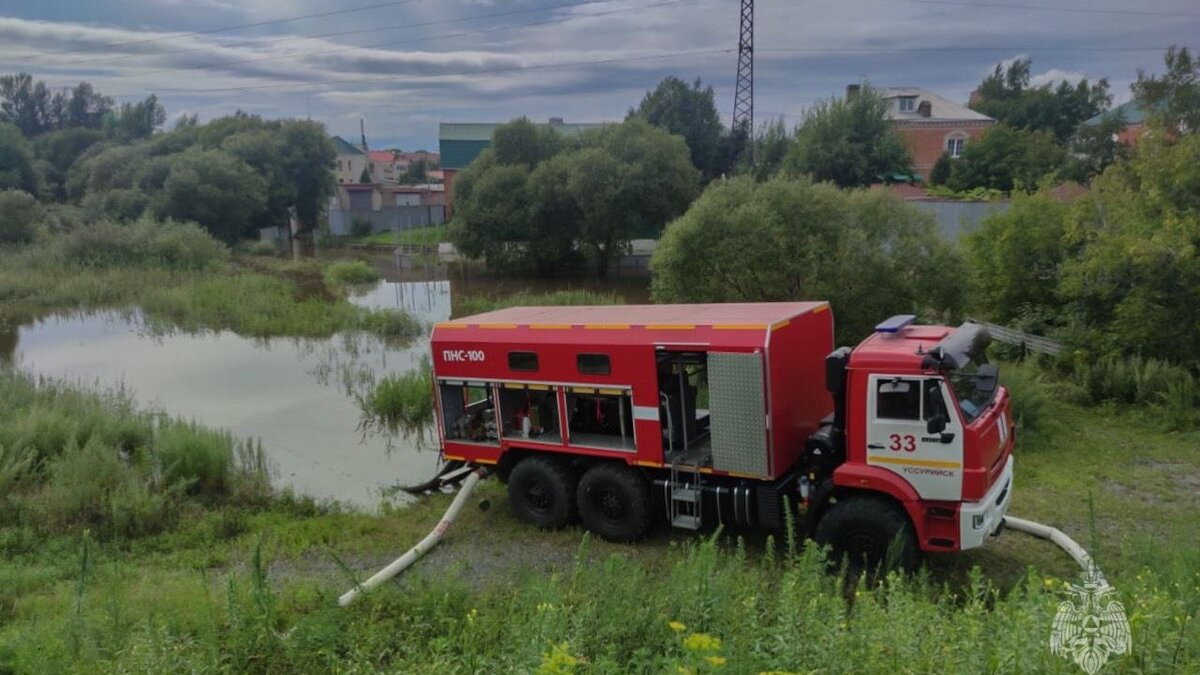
430;302;834;480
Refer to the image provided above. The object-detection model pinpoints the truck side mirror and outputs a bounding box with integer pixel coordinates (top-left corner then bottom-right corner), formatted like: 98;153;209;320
926;414;947;434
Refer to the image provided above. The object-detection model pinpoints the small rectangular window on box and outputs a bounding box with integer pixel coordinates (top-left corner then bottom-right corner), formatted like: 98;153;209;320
577;353;611;375
508;351;538;371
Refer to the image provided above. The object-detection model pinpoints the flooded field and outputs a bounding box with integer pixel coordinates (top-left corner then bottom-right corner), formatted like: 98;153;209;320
1;261;648;509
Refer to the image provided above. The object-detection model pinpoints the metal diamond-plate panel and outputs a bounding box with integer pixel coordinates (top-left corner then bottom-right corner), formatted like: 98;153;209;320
708;352;768;477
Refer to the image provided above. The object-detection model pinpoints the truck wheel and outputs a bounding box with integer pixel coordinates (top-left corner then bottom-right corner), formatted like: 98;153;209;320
507;456;577;530
814;495;919;574
577;463;651;542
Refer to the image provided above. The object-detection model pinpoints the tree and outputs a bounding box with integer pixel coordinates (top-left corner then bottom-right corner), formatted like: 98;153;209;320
963;190;1072;325
571;119;699;278
1133;46;1200;135
490;117;565;167
222;130;291;228
0;74;114;137
947;125;1066;192
1063;110;1129;182
749;117;791;181
1058;133;1200;363
448;152;537;272
928;152;952;186
0;189;42;243
970;58;1111;143
650;176;963;344
782;86;911;188
154;148;267;242
105;95;166;142
277;120;336;232
63;82;113;129
397;158;428;185
629;76;727;180
0;123;38;193
359;166;372;184
33;127;105;200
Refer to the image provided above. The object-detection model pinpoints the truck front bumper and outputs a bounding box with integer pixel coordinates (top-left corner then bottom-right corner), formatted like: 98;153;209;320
959;455;1013;550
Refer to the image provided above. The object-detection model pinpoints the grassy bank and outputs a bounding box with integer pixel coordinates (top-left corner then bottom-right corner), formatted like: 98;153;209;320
455;288;623;317
0;365;1195;673
0;220;419;341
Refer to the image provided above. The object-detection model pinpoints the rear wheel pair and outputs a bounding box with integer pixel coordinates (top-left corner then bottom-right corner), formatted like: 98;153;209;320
507;456;650;542
814;494;920;574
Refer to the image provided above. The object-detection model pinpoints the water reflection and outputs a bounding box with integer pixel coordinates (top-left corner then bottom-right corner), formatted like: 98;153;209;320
8;280;451;509
4;266;651;509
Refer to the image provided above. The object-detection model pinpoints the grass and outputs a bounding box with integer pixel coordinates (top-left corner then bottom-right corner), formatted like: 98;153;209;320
357;359;434;439
322;260;380;288
456;289;623;317
0;361;1196;672
343;225;448;247
0;222;421;342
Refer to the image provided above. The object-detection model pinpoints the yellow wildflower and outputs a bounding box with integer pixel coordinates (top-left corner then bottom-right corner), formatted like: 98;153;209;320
668;620;687;633
683;633;722;652
705;655;727;667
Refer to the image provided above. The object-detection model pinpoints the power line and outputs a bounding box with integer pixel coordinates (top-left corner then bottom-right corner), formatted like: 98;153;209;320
42;0;638;68
848;0;1200;19
104;48;736;98
20;0;430;60
759;45;1187;53
104;0;698;83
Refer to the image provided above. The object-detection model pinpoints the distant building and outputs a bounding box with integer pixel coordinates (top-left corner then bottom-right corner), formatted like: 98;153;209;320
1081;100;1151;146
438;117;607;213
328;183;446;236
852;86;996;180
332;135;367;184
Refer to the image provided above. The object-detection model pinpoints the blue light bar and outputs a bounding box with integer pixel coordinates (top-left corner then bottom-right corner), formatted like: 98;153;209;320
875;314;917;334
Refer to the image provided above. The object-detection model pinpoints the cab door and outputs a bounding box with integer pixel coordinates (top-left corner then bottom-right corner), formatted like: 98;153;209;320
865;374;964;501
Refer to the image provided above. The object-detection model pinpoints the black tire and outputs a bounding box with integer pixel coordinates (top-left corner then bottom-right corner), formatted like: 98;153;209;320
813;494;919;574
507;455;577;530
576;463;651;542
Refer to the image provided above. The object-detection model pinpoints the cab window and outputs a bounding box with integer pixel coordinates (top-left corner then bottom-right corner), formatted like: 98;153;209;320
876;378;920;420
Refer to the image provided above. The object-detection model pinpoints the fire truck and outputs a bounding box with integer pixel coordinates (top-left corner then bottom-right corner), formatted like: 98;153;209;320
430;302;1014;568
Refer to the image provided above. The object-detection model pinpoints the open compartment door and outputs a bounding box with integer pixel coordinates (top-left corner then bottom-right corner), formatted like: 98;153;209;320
708;351;769;477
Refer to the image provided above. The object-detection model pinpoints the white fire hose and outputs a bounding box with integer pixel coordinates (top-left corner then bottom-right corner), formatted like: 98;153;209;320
336;467;1099;607
338;466;490;607
1004;515;1101;579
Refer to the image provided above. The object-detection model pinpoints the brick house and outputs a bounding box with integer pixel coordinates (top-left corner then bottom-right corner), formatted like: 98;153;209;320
1081;100;1151;146
331;136;367;184
857;86;996;180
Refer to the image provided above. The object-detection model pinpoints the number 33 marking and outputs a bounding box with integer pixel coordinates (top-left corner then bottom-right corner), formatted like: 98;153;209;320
889;434;916;452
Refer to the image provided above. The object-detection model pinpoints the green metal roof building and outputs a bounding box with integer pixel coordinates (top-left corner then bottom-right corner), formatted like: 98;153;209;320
438;119;608;170
331;135;365;156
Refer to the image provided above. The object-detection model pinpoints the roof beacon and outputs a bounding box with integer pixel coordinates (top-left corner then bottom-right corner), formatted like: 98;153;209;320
875;314;917;334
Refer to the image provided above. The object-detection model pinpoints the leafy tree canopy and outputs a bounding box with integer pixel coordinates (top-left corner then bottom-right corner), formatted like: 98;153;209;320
650;176;963;344
782;86;911;188
970;58;1111;143
0;123;38;194
946;125;1066;192
629;76;728;180
1133;46;1200;135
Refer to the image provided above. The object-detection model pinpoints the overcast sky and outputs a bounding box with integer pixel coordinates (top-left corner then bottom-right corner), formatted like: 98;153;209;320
0;0;1196;150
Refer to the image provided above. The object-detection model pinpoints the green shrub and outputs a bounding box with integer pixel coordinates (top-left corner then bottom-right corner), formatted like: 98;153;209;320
323;260;379;287
360;362;434;435
1067;355;1198;428
156;422;233;497
455;289;621;317
358;307;422;341
928;152;952;186
0;189;43;244
55;217;229;270
246;240;278;256
350;217;372;237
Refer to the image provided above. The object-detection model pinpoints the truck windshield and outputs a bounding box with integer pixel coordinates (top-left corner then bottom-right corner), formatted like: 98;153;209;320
948;358;998;424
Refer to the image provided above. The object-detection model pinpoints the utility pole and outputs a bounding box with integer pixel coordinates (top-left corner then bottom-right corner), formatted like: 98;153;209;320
731;0;754;167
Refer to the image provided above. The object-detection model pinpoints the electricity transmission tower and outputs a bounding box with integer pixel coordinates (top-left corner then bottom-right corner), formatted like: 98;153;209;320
731;0;754;166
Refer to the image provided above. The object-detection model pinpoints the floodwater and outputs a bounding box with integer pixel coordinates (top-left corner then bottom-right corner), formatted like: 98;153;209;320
1;261;649;509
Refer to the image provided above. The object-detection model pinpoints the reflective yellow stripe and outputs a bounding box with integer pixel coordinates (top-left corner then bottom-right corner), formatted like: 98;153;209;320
771;319;790;331
812;303;830;314
435;323;468;329
584;324;629;330
478;323;517;329
870;456;962;469
645;324;695;330
529;324;572;330
568;387;628;395
712;324;767;330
